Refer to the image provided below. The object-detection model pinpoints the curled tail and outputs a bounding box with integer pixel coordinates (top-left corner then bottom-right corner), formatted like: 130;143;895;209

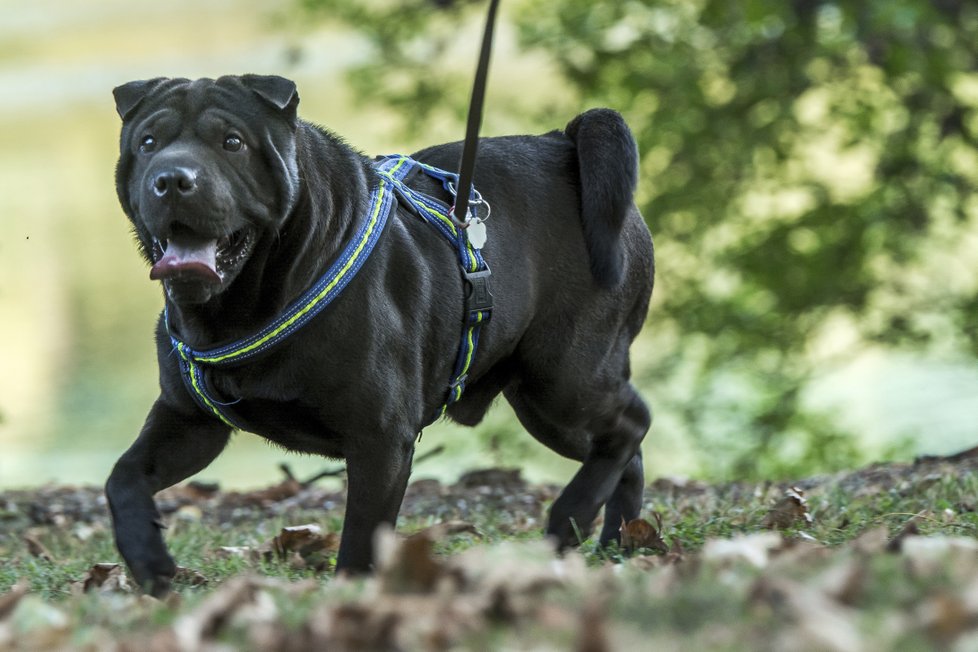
565;109;639;288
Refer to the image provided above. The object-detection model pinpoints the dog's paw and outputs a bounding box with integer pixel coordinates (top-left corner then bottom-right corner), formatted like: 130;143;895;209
129;553;177;598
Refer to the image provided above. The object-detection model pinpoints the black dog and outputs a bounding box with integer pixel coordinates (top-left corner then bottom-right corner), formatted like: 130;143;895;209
106;74;654;596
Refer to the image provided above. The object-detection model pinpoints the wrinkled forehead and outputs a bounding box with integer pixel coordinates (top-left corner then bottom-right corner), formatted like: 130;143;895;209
135;78;266;122
125;78;268;133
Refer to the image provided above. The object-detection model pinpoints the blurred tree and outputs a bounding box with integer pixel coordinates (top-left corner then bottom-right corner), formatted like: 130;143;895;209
297;0;978;478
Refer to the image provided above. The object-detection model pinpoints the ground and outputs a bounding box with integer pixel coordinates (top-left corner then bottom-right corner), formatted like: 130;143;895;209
2;451;978;650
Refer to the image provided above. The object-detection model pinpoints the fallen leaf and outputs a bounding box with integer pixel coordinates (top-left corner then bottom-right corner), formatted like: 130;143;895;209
457;468;524;489
184;480;221;499
217;545;258;561
0;580;29;620
918;592;973;647
23;534;54;562
815;556;868;606
666;537;685;563
900;535;978;578
237;478;304;505
174;566;209;587
3;595;70;650
258;524;339;571
72;563;133;594
378;531;447;594
886;512;924;552
173;575;259;649
762;486;814;530
850;526;889;554
575;601;609;652
619;513;669;554
752;577;863;652
702;532;784;569
72;522;100;542
312;602;402;651
174;504;203;522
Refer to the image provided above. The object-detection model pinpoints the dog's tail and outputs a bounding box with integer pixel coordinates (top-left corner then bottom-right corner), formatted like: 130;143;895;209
565;109;639;288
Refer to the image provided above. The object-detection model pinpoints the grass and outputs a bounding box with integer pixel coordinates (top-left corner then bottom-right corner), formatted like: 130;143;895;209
2;457;978;649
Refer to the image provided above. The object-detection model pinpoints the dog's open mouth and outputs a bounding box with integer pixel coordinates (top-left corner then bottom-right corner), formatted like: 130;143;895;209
150;229;256;285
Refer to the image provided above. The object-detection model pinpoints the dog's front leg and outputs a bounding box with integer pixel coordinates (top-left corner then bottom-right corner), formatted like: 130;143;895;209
335;436;415;574
105;399;231;597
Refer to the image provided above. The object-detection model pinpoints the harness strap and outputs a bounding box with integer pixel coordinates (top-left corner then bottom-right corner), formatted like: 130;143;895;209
375;154;493;420
169;155;413;428
169;154;491;429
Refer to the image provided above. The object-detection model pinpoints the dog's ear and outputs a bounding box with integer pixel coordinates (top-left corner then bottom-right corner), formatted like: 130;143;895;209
241;75;299;114
113;78;168;121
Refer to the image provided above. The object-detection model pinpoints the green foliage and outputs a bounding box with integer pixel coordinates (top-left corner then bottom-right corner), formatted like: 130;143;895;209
296;0;978;477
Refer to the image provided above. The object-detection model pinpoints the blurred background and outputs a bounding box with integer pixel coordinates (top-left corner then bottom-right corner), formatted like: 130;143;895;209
2;0;977;488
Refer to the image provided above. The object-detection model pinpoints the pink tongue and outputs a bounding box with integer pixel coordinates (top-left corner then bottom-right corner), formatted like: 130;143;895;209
150;237;221;284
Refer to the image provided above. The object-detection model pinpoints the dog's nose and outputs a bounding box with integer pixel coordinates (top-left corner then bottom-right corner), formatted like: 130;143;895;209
151;167;198;198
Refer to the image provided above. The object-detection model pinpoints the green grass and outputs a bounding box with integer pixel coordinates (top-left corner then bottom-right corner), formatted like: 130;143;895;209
2;461;978;649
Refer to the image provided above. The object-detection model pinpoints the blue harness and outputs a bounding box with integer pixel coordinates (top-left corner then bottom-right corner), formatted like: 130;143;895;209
167;154;492;430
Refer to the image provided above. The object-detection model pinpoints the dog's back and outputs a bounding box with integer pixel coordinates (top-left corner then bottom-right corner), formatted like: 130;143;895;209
411;109;654;549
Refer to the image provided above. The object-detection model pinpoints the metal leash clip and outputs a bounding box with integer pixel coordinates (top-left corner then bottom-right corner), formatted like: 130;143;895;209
448;183;491;249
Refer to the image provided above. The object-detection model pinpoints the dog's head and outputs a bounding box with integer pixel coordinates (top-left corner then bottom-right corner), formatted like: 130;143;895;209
113;75;300;304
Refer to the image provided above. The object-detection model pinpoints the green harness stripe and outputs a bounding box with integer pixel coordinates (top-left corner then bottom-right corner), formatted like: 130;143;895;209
175;341;237;428
196;178;393;364
168;154;491;430
179;155;410;367
375;154;493;420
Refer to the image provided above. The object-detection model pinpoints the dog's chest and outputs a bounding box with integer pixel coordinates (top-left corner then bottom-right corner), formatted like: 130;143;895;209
207;368;347;454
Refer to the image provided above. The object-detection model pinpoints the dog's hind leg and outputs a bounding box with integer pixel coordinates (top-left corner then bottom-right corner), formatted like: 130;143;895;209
506;383;650;548
599;450;645;545
106;399;231;597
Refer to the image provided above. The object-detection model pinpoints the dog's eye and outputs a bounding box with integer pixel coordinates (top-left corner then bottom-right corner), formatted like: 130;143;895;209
139;135;157;153
223;134;243;152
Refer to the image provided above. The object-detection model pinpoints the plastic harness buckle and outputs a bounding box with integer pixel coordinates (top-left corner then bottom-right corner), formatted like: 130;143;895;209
463;267;493;322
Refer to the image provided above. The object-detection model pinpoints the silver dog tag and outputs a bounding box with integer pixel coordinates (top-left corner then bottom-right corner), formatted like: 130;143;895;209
467;219;488;249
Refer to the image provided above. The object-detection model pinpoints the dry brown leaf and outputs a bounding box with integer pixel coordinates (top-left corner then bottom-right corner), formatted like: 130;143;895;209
183;480;221;500
457;468;523;488
174;504;203;522
238;478;304;505
23;534;54;562
619;512;669;554
901;535;978;579
379;531;447;594
762;486;814;530
850;526;889;554
173;575;259;649
886;512;924;552
258;524;339;572
313;602;402;651
0;580;29;620
703;532;784;569
72;562;133;595
918;592;973;647
0;595;71;650
575;601;609;652
751;577;863;652
217;545;258;561
666;537;685;564
174;566;209;587
816;556;868;606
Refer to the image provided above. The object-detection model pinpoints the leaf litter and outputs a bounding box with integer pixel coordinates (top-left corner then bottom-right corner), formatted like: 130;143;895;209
1;452;978;650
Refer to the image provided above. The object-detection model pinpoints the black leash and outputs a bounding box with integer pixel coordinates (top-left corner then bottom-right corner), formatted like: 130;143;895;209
450;0;501;240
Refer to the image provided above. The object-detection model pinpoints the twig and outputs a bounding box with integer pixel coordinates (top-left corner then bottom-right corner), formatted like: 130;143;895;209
278;444;447;488
414;444;446;466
